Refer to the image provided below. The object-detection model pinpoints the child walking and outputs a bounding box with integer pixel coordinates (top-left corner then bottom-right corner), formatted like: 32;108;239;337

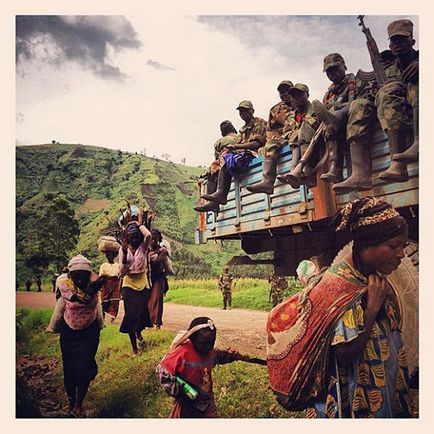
156;316;245;418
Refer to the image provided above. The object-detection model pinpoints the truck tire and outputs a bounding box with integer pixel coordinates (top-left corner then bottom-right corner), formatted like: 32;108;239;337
332;241;419;376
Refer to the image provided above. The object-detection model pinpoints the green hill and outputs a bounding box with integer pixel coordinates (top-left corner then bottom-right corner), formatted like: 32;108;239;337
16;143;249;282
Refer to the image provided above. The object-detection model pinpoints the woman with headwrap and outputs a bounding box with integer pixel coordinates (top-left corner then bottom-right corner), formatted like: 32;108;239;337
147;229;169;329
267;196;414;418
57;254;107;417
118;221;153;355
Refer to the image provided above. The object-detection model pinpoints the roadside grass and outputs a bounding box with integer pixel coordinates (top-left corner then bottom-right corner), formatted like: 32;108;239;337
166;278;303;311
16;308;303;418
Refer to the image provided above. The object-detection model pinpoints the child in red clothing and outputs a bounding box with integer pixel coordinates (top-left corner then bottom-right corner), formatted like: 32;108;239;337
156;316;240;418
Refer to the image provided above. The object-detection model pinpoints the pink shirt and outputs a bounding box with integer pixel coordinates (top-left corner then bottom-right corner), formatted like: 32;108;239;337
58;276;98;330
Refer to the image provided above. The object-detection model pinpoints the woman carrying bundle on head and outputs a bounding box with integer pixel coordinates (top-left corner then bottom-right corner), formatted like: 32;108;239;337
267;196;417;418
118;221;153;355
147;229;169;329
57;254;107;417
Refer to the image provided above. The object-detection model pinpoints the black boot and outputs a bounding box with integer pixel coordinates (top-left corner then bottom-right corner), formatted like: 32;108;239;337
320;138;343;183
333;138;373;194
277;146;301;188
393;107;419;163
194;177;220;213
201;166;232;205
378;129;409;182
246;154;278;194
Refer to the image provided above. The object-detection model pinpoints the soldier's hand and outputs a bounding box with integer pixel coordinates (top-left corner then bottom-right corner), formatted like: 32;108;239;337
402;61;419;84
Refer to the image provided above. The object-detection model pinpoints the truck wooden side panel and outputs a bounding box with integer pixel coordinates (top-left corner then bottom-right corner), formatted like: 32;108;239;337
200;130;418;242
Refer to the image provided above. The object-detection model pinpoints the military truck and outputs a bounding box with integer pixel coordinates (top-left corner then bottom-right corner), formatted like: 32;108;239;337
195;130;418;275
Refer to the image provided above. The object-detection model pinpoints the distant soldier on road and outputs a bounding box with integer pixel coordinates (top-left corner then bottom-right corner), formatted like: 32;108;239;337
268;271;288;307
218;267;234;310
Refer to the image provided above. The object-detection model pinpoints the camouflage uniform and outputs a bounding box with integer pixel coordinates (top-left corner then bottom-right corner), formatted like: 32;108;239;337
266;101;293;140
239;116;267;147
218;270;234;310
210;132;240;175
283;101;320;150
375;51;418;131
268;272;288;307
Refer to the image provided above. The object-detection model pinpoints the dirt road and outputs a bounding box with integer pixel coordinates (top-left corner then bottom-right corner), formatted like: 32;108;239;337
16;291;269;357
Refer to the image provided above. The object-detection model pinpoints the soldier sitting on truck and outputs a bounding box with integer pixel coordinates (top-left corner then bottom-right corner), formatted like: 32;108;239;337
199;100;267;208
377;19;419;172
311;53;377;189
194;120;240;213
247;80;294;194
276;83;322;189
317;19;418;192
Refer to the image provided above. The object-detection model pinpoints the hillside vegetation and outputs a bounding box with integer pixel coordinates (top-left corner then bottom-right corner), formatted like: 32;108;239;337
16;143;270;282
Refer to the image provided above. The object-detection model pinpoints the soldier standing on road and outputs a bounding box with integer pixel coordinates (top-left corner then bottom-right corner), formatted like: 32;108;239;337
36;275;42;292
268;271;288;307
218;267;234;310
25;279;32;292
247;81;294;194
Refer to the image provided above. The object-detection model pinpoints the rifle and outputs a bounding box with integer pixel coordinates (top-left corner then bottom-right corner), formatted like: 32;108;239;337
279;124;325;189
357;15;388;86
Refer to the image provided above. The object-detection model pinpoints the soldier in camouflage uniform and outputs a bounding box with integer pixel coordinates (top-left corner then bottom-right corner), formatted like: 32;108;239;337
268;271;288;307
194;121;240;213
247;80;294;194
218;267;234;310
201;100;267;207
376;19;419;178
276;83;322;189
312;53;378;192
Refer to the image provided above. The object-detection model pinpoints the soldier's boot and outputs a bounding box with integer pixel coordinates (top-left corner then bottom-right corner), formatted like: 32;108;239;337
201;166;232;205
312;100;340;136
320;139;343;183
378;129;409;182
194;177;220;213
246;154;278;195
333;138;373;194
393;107;419;163
277;146;301;187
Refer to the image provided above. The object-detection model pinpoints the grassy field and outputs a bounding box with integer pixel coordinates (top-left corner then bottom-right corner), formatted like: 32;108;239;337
16;308;304;418
166;278;302;311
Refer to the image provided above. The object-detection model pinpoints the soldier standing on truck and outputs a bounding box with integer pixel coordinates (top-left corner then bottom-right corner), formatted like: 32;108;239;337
311;53;377;189
194;121;240;213
199;101;267;210
268;271;288;307
247;80;294;194
218;267;234;310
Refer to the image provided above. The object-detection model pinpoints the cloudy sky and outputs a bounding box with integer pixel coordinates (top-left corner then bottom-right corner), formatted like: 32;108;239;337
16;13;418;166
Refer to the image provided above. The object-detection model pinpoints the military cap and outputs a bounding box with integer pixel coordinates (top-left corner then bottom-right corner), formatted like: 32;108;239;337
277;80;294;91
220;120;233;128
387;19;413;39
288;83;309;95
236;100;254;110
323;53;346;72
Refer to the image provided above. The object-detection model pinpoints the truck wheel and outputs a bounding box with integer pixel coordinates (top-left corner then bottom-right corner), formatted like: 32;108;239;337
332;241;419;376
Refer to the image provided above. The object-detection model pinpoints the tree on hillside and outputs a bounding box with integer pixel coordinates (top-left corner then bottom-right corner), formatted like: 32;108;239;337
181;157;186;165
161;153;171;162
36;194;80;270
